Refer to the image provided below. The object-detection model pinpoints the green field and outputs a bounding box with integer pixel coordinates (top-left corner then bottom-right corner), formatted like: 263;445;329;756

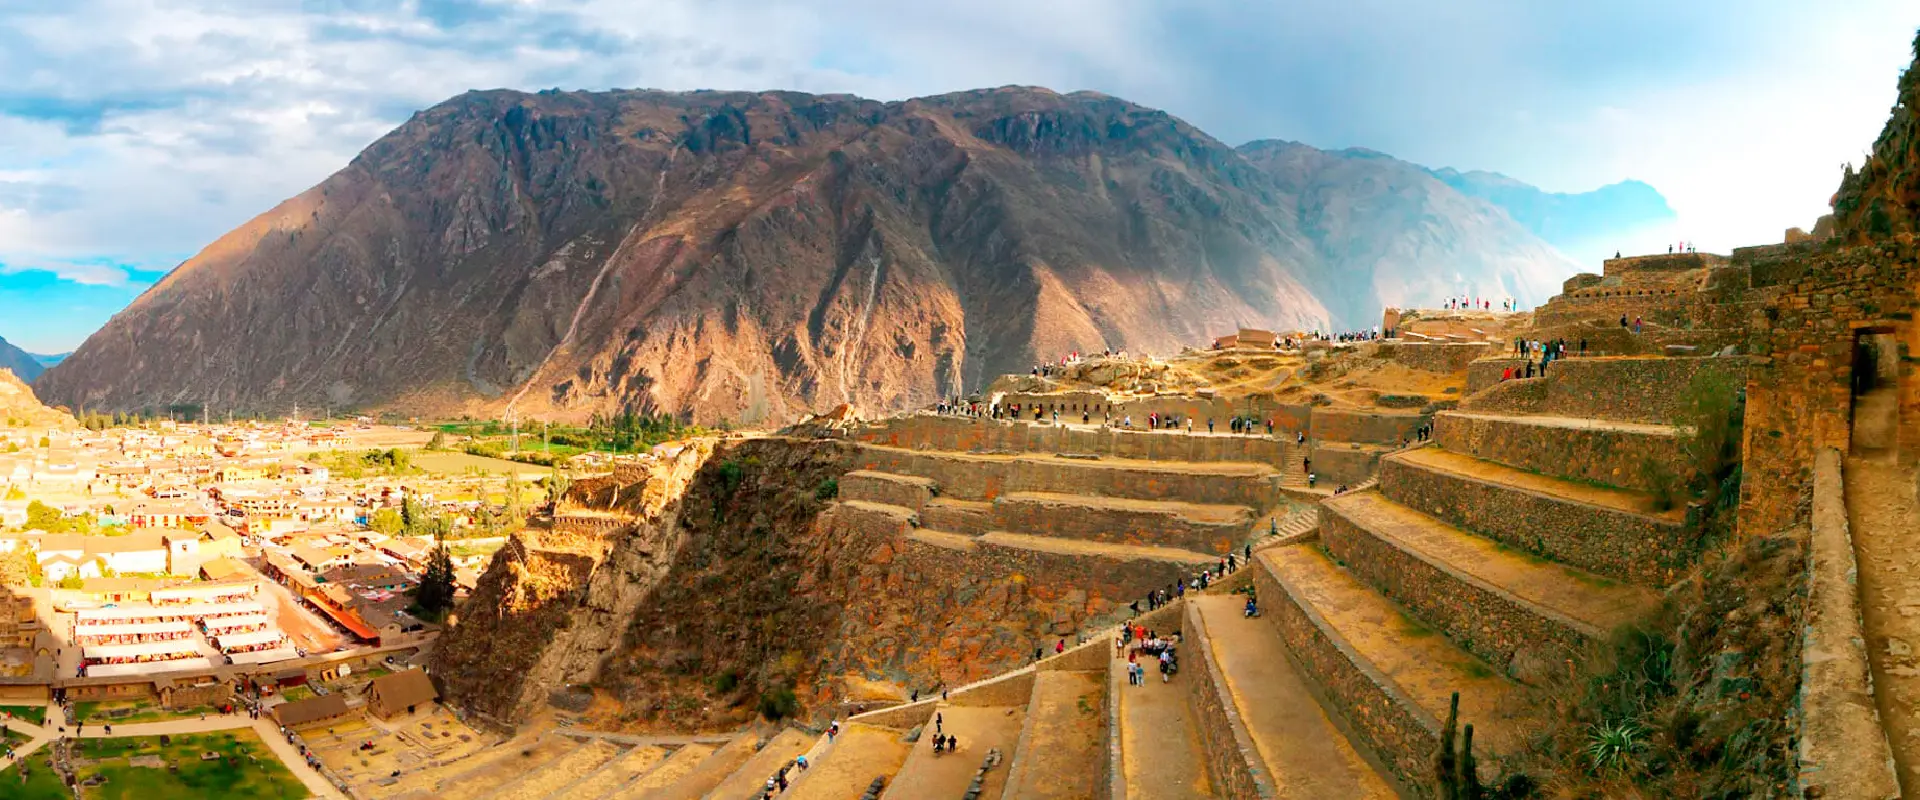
0;750;67;800
409;450;552;479
73;730;306;800
0;704;45;726
74;699;217;725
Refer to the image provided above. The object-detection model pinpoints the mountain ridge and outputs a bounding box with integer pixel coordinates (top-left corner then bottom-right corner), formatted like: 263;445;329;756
40;85;1581;423
0;336;42;383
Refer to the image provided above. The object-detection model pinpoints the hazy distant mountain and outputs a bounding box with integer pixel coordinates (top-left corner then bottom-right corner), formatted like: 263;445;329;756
30;352;70;368
41;87;1578;423
0;336;42;382
1429;168;1676;255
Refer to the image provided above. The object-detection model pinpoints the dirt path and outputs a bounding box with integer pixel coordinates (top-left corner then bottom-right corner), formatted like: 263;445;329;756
1846;456;1920;794
879;704;1022;799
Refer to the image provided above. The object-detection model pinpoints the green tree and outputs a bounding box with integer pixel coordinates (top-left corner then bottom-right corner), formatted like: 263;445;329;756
414;537;458;617
546;465;570;508
368;508;403;536
36;435;49;449
25;501;68;533
504;473;523;519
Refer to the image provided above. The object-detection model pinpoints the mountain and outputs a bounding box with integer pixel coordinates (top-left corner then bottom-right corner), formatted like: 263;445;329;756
1429;168;1675;254
39;87;1577;424
30;352;70;369
0;336;42;382
1238;143;1577;317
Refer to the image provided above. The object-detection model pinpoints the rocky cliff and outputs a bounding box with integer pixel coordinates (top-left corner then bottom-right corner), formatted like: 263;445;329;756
41;87;1577;424
1835;30;1920;242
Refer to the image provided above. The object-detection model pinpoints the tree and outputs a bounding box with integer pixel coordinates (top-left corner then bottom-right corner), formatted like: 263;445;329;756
426;431;448;451
3;485;22;501
414;538;458;617
25;501;67;533
545;466;570;509
368;508;403;536
36;436;49;449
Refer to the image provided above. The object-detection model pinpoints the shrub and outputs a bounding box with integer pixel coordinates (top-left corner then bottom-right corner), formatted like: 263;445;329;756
756;686;798;721
1586;721;1646;775
1640;458;1678;512
708;670;740;694
814;478;838;501
1676;369;1744;505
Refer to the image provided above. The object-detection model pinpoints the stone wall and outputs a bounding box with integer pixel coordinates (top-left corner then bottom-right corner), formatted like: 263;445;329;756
1373;342;1492;374
839;470;936;510
1796;449;1901;798
1320;506;1589;685
854;446;1279;508
854;415;1304;469
1433;411;1689;492
1309;443;1391;487
1255;551;1437;793
1458;376;1547;415
919;500;990;535
1379;456;1698;587
1310;408;1427;446
991;493;1253;554
1465;359;1530;394
1541;356;1746;425
1742;240;1918;536
832;534;1194;690
1184;600;1277;799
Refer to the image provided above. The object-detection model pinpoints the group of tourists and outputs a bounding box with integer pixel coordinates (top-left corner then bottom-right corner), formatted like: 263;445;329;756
1119;622;1179;684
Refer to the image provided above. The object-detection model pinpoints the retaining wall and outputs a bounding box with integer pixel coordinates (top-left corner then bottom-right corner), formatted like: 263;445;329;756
1255;551;1437;794
854;446;1278;508
1433;411;1689;492
1310;409;1427;446
1184;600;1277;799
1379;456;1697;587
854;416;1304;469
1320;503;1590;685
992;493;1253;555
1373;341;1491;374
1795;449;1901;798
839;470;936;510
1540;356;1745;425
919;500;990;535
1465;359;1531;394
1308;444;1390;487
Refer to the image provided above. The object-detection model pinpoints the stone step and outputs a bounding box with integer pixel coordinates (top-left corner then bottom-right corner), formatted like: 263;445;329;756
879;705;1026;800
978;531;1216;565
855;444;1280;507
840;470;939;510
780;723;913;800
921;498;992;535
1255;544;1540;790
830;500;920;540
607;743;716;800
1000;670;1106;800
699;728;815;800
1433;409;1687;492
1380;447;1694;586
1185;595;1398;799
644;734;761;800
1111;653;1215;799
992;491;1256;555
552;745;668;800
480;738;625;800
1321;490;1660;683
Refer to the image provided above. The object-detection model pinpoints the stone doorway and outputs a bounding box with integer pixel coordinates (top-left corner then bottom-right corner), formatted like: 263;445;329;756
1850;329;1901;457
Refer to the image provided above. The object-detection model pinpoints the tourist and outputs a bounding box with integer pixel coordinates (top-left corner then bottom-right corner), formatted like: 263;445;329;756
1307;471;1316;488
1055;639;1066;654
936;712;943;734
1207;418;1214;433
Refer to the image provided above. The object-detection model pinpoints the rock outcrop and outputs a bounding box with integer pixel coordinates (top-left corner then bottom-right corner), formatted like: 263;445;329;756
0;368;74;430
41;87;1575;424
1835;31;1920;242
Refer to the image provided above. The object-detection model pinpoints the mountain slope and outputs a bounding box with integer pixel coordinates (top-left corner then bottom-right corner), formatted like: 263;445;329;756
1237;142;1578;319
41;87;1576;423
0;368;74;429
1836;30;1920;241
0;336;42;382
1429;168;1675;251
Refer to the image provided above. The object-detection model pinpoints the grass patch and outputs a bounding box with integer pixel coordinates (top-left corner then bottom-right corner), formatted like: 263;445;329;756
75;700;217;725
277;686;314;703
75;729;306;800
0;750;68;800
0;705;45;726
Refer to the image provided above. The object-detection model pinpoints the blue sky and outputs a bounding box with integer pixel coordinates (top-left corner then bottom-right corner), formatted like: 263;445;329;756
2;0;1917;354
